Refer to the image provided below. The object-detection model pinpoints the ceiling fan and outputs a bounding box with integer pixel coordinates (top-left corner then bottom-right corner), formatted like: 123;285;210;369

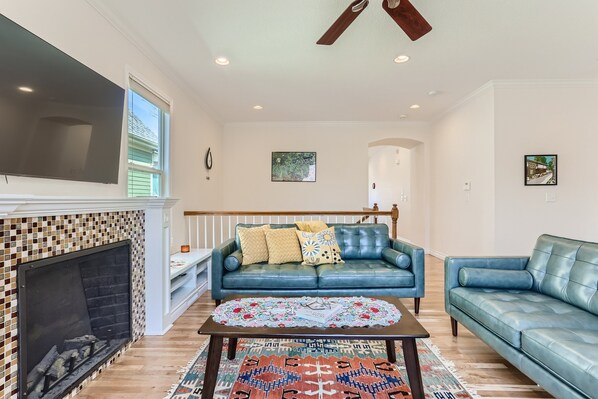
317;0;432;45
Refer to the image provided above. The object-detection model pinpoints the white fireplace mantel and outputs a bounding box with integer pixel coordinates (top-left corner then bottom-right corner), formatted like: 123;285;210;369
0;195;178;218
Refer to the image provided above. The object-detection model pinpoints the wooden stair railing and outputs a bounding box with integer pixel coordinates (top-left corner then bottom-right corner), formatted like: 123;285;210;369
358;203;379;224
184;205;399;249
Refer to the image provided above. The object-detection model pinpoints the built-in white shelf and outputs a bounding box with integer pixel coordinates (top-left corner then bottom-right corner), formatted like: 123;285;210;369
169;249;211;313
144;201;212;336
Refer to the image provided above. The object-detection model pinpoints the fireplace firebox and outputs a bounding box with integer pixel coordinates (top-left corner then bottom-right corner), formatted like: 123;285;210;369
17;241;132;399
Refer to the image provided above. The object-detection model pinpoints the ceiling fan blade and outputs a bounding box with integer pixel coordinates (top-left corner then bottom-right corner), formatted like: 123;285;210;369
382;0;432;41
317;0;369;45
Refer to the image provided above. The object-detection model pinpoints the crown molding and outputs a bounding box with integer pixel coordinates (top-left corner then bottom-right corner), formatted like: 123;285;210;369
0;196;178;218
431;81;495;123
491;79;598;88
432;79;598;123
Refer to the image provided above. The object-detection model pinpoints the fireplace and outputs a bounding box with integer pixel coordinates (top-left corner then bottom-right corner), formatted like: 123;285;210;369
17;241;132;399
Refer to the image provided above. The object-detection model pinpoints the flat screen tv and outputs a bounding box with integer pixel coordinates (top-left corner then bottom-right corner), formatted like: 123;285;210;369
0;14;125;184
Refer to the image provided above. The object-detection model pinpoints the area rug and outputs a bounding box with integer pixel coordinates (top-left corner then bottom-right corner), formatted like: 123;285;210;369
166;338;478;399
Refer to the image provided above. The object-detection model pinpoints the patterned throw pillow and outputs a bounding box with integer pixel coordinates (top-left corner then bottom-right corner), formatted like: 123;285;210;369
264;228;303;264
238;225;271;265
296;227;344;266
295;220;329;233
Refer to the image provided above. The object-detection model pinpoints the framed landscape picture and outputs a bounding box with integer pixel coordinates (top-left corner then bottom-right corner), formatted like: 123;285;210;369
271;152;316;182
524;154;557;186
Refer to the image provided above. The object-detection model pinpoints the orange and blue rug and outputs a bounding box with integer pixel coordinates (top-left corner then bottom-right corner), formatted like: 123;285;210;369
167;338;478;399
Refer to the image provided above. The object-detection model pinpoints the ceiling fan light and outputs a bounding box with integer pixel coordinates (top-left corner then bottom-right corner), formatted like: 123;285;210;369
351;0;369;12
387;0;401;9
394;55;410;64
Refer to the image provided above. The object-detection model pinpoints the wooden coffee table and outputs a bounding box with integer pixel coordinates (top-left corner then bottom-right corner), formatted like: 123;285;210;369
198;295;430;399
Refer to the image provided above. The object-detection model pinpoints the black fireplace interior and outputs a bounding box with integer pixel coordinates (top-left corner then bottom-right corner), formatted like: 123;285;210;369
18;241;131;399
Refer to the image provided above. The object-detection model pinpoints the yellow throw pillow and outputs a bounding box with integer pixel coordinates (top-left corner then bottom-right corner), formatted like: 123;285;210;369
295;220;329;233
265;228;303;264
296;227;344;266
238;225;271;265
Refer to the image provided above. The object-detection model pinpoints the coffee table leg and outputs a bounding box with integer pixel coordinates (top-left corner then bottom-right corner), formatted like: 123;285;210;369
202;335;223;399
385;340;396;363
227;337;238;360
402;338;425;399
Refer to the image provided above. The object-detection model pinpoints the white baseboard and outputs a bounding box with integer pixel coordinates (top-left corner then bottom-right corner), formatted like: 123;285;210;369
428;249;448;260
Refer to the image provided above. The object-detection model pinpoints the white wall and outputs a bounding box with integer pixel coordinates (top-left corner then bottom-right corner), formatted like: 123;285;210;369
430;85;496;257
431;81;598;257
221;122;431;247
0;1;223;252
368;146;412;240
494;82;598;254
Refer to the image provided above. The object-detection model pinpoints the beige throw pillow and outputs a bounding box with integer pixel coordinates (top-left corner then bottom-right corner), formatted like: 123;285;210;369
238;225;271;265
295;220;329;233
265;228;303;264
296;227;344;266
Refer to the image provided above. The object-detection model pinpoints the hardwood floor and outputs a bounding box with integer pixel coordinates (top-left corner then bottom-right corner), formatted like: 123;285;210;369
78;255;553;398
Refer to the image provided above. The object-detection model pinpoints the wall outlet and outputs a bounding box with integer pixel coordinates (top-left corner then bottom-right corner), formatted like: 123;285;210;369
463;181;471;191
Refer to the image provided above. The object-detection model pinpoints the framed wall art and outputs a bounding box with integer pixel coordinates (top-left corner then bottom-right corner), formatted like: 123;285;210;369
524;154;557;186
271;152;316;182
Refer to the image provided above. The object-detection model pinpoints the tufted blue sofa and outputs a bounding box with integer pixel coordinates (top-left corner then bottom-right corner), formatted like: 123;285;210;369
212;223;425;312
445;234;598;399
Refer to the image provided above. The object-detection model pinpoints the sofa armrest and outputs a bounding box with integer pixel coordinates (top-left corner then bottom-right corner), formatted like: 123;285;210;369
444;256;529;312
211;238;238;300
390;238;425;298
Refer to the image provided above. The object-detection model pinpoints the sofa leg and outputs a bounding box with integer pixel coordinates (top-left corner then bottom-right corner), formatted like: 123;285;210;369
215;299;221;306
414;298;421;314
451;317;458;336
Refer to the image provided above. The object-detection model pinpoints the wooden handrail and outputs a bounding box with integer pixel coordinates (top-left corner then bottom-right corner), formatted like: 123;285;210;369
184;210;392;216
184;204;400;242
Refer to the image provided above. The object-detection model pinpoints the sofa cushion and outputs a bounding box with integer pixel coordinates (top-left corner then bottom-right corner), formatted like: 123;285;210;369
265;228;302;264
317;260;414;289
526;234;598;316
296;228;344;266
224;250;243;271
381;247;411;269
458;268;533;290
522;328;598;399
449;287;598;347
334;224;390;260
223;263;318;289
295;220;328;232
238;225;271;265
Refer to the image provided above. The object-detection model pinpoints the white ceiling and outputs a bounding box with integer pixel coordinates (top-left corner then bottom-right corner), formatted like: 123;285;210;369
91;0;598;123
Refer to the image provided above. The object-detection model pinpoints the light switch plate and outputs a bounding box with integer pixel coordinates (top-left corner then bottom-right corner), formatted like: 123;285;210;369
545;191;557;202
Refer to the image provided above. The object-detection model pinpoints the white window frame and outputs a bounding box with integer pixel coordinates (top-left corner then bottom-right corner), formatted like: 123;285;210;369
126;75;171;197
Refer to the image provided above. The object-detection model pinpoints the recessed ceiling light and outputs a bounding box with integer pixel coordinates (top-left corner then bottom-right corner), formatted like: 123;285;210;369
394;55;410;64
409;104;420;109
18;86;33;93
399;114;408;119
253;105;263;110
214;57;230;66
428;90;438;96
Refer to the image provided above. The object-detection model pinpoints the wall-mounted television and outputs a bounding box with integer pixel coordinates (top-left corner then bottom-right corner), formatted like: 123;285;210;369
0;14;125;184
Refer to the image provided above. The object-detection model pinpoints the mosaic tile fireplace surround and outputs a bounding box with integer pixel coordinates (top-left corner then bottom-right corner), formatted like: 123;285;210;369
0;210;145;399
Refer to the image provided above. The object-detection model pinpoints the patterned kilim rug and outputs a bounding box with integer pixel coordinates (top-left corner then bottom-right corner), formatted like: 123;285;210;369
166;338;478;399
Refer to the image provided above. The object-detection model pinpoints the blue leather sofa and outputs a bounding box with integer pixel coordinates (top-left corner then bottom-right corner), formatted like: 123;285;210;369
212;223;425;313
445;234;598;399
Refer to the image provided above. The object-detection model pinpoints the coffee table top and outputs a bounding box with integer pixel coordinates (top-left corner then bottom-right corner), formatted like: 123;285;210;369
199;296;429;340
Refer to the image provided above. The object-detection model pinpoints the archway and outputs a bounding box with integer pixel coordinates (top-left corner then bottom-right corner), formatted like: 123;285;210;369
368;138;425;244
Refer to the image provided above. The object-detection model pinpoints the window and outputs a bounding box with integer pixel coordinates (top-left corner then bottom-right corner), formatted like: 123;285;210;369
127;77;170;197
